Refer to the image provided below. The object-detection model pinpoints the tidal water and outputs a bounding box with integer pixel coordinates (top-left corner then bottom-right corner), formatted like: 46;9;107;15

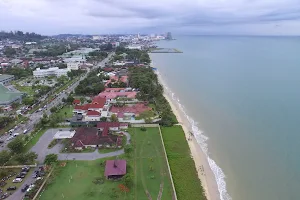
150;36;300;200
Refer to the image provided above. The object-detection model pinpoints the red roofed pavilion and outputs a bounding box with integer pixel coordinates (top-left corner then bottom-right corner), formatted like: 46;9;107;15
104;160;127;179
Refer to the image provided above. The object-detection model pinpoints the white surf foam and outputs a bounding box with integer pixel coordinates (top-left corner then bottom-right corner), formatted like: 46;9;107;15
157;71;232;200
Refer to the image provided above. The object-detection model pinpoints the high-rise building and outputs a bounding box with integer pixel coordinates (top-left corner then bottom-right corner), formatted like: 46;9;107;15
166;32;172;40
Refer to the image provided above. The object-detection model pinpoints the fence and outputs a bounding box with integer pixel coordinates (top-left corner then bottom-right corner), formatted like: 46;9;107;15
0;164;37;169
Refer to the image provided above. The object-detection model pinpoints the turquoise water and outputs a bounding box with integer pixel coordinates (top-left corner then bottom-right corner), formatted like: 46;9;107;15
150;36;300;200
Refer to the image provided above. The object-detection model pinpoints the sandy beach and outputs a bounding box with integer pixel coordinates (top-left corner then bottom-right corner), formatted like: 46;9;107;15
157;72;220;200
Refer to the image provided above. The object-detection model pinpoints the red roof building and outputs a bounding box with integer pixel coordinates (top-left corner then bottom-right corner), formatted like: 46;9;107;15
104;160;127;179
86;110;100;116
71;127;120;150
73;99;81;105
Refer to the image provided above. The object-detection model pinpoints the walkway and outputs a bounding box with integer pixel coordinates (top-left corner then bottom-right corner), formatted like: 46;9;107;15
31;128;131;163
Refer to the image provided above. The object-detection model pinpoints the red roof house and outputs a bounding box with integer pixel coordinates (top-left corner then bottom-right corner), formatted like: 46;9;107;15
73;99;81;105
104;160;127;179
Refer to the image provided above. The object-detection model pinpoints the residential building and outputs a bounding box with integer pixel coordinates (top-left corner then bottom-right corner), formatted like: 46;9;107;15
104;160;127;179
97;88;137;101
33;67;70;78
110;103;151;120
71;122;128;150
85;110;101;121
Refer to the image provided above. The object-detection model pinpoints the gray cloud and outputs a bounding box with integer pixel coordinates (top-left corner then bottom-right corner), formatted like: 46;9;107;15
1;0;300;35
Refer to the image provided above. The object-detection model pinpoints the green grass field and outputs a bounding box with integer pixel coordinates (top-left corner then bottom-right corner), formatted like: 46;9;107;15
14;85;35;96
129;127;174;200
161;125;206;200
56;105;74;119
40;158;133;200
39;127;174;200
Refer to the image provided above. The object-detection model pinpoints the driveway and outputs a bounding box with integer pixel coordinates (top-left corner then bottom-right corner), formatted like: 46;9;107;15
31;128;131;163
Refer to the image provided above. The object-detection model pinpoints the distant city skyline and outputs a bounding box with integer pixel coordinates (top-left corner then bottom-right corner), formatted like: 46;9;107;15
1;0;300;36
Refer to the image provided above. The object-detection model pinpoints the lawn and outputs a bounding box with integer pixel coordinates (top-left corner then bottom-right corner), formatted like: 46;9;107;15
129;127;174;200
161;125;206;200
14;85;35;96
56;105;74;119
40;127;175;200
40;158;133;200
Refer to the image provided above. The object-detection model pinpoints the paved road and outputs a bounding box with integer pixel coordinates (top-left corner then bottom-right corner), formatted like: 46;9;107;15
0;53;114;151
31;128;130;163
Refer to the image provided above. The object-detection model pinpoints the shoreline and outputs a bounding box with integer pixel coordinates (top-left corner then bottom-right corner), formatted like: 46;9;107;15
157;72;220;200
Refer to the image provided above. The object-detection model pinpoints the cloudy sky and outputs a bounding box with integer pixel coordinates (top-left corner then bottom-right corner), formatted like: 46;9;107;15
1;0;300;35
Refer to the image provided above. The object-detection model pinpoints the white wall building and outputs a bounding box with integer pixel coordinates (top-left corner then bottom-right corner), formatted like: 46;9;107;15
67;62;80;70
126;45;142;50
33;67;70;78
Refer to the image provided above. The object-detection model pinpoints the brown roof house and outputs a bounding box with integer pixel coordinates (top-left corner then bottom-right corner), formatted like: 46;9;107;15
104;160;127;179
71;122;128;150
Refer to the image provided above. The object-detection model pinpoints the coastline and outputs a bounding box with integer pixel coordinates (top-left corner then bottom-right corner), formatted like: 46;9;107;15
157;72;220;200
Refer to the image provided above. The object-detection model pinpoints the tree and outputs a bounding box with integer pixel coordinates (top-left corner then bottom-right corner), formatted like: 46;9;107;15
7;137;25;154
22;96;36;105
80;97;85;104
0;150;11;165
66;95;75;105
124;144;133;154
122;174;134;188
4;47;16;57
110;114;118;122
100;117;107;122
50;106;58;113
11;102;20;109
44;154;58;165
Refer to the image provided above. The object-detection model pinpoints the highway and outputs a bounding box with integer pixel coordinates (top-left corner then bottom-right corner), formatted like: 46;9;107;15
0;53;114;152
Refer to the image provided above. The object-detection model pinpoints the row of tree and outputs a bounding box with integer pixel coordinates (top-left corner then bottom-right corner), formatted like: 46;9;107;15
115;47;151;64
128;66;177;126
1;67;33;79
75;72;105;95
0;31;45;41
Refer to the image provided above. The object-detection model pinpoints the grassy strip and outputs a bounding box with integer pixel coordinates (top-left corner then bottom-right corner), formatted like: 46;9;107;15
24;128;47;152
161;125;207;200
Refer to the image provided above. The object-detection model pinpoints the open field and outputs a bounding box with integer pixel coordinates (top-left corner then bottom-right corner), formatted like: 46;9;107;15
129;127;174;200
14;85;35;96
39;127;174;200
39;158;133;200
161;125;206;200
56;105;74;119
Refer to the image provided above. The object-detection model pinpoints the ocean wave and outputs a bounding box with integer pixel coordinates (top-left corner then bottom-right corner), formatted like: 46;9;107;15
157;71;232;200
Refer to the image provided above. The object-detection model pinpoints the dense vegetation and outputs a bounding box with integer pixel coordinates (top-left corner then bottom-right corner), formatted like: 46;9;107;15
161;125;207;200
33;44;79;57
128;66;177;126
115;47;151;64
0;30;45;41
0;117;14;130
87;51;108;62
75;72;105;95
0;67;33;79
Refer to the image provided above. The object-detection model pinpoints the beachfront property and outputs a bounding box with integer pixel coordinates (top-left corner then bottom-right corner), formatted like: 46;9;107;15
70;122;128;150
109;103;151;121
104;75;128;87
0;74;14;85
33;67;70;78
97;88;137;102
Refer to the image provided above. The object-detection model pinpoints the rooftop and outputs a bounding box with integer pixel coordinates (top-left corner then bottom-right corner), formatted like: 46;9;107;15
0;74;14;82
104;160;127;177
53;130;76;139
0;84;23;104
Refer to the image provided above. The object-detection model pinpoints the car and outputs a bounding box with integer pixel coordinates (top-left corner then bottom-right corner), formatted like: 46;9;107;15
13;133;20;137
0;140;4;143
16;174;25;179
6;186;16;191
12;178;22;183
6;136;14;141
21;166;30;172
21;184;29;192
23;129;28;134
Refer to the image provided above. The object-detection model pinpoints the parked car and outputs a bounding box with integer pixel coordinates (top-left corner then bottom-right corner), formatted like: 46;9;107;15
23;129;28;134
16;174;25;179
0;140;4;143
22;166;30;172
12;178;22;183
7;186;16;191
21;185;29;192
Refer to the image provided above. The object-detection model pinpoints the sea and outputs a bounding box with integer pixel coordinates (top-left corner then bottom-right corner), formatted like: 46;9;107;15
150;36;300;200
